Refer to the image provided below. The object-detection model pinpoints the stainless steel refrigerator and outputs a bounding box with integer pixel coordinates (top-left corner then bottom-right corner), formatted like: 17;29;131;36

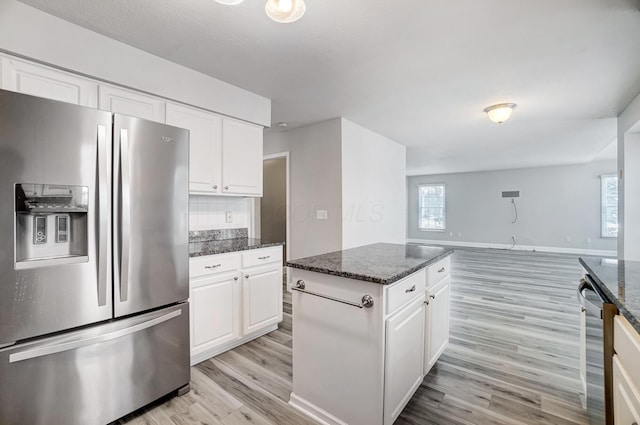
0;88;190;424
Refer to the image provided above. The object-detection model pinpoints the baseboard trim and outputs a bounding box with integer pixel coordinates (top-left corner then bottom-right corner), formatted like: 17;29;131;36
190;324;278;366
289;393;348;425
406;238;616;257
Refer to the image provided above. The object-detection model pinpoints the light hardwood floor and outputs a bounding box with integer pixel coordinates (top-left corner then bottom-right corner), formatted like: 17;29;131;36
119;248;589;425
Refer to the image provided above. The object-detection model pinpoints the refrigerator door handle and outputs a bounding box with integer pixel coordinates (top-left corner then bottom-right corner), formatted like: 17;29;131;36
119;128;131;303
9;309;182;363
97;125;108;306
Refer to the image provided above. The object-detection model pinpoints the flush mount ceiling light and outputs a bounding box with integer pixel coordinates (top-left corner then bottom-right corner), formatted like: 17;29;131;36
483;103;517;124
265;0;306;23
214;0;244;4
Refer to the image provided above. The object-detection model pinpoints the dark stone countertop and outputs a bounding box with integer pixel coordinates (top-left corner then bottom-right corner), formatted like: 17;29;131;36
189;238;284;257
580;257;640;334
286;243;454;285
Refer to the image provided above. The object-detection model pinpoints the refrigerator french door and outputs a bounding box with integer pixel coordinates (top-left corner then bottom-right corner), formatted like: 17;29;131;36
0;89;190;425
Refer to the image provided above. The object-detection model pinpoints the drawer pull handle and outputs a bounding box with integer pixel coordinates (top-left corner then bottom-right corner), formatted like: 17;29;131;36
438;267;446;273
213;185;218;190
245;275;250;279
258;256;271;260
293;280;374;309
205;264;222;270
405;285;416;293
234;276;238;281
424;300;429;305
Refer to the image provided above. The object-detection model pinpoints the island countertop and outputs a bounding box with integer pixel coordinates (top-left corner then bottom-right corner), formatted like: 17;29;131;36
286;242;454;285
580;256;640;334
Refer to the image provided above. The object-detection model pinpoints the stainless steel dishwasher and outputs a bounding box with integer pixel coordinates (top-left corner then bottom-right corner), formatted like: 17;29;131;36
578;275;617;425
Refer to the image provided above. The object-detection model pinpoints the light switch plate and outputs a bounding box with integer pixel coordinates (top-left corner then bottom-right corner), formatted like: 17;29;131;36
316;210;328;220
225;211;232;223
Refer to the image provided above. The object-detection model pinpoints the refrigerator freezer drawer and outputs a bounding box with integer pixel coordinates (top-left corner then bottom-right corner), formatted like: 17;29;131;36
0;303;190;425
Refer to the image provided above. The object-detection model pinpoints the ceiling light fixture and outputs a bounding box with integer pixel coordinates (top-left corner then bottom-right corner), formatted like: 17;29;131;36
265;0;306;23
277;122;289;128
214;0;244;5
483;103;517;124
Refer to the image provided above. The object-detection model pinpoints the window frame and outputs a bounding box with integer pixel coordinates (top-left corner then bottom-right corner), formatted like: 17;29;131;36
417;183;446;231
600;173;618;239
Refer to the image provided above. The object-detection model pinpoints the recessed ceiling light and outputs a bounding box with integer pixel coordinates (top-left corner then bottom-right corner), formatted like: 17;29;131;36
214;0;244;5
483;103;517;124
277;122;288;128
265;0;306;23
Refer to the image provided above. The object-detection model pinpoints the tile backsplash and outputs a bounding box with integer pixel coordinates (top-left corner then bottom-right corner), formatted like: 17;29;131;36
189;196;251;231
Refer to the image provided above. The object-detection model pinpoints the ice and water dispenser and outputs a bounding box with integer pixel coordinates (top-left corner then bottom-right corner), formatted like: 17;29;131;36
15;183;89;269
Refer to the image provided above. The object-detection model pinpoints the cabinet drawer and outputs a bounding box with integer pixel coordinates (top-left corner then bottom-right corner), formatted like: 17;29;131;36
385;269;426;315
190;253;240;278
614;315;640;393
426;257;450;288
242;247;282;268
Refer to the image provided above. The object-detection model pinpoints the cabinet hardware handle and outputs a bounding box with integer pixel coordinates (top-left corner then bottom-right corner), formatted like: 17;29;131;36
405;285;416;293
430;294;436;299
258;256;271;260
213;185;218;190
438;267;445;273
224;186;229;190
292;280;374;309
205;264;221;269
424;300;429;305
245;275;250;279
234;276;238;281
581;307;586;313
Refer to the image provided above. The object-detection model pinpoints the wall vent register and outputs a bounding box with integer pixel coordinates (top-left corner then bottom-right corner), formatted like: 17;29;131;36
15;184;89;269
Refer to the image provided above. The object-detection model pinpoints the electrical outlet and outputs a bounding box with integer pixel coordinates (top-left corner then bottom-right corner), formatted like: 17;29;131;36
225;211;232;224
449;232;454;237
457;232;462;238
586;237;592;245
565;236;571;243
316;210;328;220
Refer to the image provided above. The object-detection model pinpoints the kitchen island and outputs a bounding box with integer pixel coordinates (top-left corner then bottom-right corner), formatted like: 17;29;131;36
287;243;454;425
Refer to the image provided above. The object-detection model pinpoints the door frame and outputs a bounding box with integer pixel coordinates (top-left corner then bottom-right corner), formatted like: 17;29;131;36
251;152;291;263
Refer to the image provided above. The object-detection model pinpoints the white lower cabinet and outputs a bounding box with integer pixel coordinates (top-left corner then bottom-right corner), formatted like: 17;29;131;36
613;315;640;424
384;298;425;425
243;265;283;334
191;270;240;358
613;355;640;425
189;247;283;365
424;275;451;374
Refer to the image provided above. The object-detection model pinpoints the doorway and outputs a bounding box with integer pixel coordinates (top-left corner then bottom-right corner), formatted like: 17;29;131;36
254;152;290;266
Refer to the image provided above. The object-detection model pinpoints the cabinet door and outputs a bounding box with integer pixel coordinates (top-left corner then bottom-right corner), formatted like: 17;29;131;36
613;356;640;425
166;103;222;194
222;118;263;196
424;276;450;374
384;298;425;425
0;57;98;107
99;84;165;122
242;265;282;335
190;272;240;360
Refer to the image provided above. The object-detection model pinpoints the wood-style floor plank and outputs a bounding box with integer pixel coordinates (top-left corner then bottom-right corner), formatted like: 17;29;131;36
121;247;589;425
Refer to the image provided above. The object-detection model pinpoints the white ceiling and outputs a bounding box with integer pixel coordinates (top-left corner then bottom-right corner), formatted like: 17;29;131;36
19;0;640;175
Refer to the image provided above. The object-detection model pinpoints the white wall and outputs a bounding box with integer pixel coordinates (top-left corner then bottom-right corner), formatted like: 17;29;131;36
341;119;406;249
0;0;270;126
264;119;343;260
618;91;640;259
624;133;640;260
407;160;618;254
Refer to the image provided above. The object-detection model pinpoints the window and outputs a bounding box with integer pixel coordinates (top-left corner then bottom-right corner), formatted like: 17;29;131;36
418;184;445;230
601;174;618;238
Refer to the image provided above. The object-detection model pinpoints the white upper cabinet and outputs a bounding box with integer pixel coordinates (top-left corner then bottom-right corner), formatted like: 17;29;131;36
166;103;223;194
222;118;263;196
0;57;98;107
99;84;165;122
